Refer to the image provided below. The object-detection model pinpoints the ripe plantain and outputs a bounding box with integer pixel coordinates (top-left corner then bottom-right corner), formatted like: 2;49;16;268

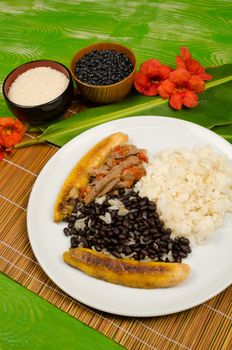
54;132;128;222
63;248;190;288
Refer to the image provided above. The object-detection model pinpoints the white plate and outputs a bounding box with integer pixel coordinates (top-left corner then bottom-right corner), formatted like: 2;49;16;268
27;116;232;317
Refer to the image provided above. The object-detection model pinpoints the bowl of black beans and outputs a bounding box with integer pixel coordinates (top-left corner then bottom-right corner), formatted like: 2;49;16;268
70;42;136;104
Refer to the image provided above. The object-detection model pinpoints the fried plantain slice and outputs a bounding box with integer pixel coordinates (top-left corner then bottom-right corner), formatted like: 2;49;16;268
63;248;190;288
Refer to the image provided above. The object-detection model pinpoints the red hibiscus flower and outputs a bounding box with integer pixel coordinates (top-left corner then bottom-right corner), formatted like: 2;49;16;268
134;59;172;96
158;68;205;110
0;117;26;159
176;46;213;81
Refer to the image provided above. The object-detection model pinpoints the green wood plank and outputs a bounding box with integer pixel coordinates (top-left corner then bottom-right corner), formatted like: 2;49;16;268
0;273;124;350
0;0;231;118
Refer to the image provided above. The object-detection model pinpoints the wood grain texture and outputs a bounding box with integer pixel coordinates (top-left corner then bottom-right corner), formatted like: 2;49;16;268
0;273;124;350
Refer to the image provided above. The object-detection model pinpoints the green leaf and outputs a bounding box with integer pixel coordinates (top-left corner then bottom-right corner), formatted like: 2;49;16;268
211;124;232;142
15;64;232;148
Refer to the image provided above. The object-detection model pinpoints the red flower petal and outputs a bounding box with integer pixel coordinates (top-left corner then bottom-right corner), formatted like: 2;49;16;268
140;59;162;77
4;148;12;155
0;148;4;161
178;47;213;81
170;93;183;110
188;75;205;93
143;84;159;96
134;72;150;86
186;58;205;75
135;60;172;97
134;72;151;94
182;90;199;108
195;72;213;81
158;64;172;80
158;79;175;98
176;55;186;69
169;68;190;85
0;117;26;148
134;73;160;96
180;46;191;61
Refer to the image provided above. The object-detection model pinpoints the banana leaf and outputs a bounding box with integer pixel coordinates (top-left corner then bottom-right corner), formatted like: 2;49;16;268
15;64;232;148
212;124;232;142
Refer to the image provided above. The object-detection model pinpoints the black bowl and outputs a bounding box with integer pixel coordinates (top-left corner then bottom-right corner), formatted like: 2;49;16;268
2;60;74;125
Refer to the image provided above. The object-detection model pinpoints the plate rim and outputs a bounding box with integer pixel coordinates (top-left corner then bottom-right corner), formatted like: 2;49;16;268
27;115;232;317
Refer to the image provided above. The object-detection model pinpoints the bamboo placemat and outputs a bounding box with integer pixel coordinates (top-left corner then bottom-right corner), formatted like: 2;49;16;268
0;108;231;350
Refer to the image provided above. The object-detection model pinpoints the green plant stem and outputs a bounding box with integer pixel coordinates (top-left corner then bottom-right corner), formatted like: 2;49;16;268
14;138;45;148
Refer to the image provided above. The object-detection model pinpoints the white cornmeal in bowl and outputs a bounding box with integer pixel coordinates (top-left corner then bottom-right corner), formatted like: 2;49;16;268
135;145;232;245
8;67;69;106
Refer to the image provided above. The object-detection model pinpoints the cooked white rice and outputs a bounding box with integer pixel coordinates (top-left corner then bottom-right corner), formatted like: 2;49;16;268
135;145;232;244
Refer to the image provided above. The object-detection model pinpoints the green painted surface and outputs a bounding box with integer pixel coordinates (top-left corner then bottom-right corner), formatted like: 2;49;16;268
0;273;124;350
0;1;232;348
0;0;231;117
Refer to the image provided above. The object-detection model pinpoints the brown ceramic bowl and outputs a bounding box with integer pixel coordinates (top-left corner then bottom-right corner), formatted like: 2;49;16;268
2;60;74;125
70;42;136;104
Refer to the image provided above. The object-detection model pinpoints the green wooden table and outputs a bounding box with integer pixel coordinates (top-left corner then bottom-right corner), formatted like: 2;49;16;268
0;1;231;349
0;273;123;350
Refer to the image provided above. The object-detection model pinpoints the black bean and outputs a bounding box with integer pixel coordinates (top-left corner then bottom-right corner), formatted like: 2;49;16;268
113;227;120;235
158;240;168;247
179;237;190;245
159;247;168;253
117;246;124;253
179;251;188;258
63;227;70;236
118;188;125;195
110;211;118;219
124;246;132;255
142;211;148;220
134;230;140;236
180;245;192;253
68;215;76;223
111;238;118;245
118;228;126;237
173;243;181;251
148;249;157;255
142;235;153;243
142;229;150;236
140;198;148;206
139;252;146;260
142;220;150;228
105;230;113;237
149;228;158;234
165;228;172;235
146;218;155;226
172;251;178;258
68;222;74;229
104;237;112;243
148;203;157;210
149;254;156;259
128;231;135;239
70;228;77;235
64;189;192;263
122;218;129;226
95;246;102;252
71;237;78;248
112;251;121;259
